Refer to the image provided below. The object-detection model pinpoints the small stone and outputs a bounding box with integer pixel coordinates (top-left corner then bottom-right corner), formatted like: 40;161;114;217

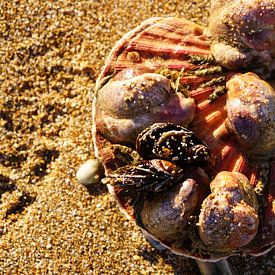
76;159;104;185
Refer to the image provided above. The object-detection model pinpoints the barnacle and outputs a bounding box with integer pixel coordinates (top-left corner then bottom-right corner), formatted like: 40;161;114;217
208;0;275;70
139;176;200;243
198;171;259;252
95;71;195;145
225;72;275;157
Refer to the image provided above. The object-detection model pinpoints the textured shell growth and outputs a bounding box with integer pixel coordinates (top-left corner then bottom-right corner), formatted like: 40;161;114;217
226;72;275;157
95;72;195;145
198;171;259;253
136;123;211;167
208;0;275;70
93;17;275;261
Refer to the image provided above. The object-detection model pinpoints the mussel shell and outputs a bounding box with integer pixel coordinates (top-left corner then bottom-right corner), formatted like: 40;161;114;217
93;17;274;261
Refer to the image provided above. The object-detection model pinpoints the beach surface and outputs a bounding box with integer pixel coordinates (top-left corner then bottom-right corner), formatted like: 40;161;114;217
0;0;274;273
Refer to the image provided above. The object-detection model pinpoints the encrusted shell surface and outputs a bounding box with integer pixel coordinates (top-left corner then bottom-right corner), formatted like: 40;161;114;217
198;171;259;253
93;17;274;261
95;72;195;145
208;0;275;70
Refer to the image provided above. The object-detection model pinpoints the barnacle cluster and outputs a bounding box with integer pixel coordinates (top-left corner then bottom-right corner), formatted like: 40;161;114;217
94;0;275;260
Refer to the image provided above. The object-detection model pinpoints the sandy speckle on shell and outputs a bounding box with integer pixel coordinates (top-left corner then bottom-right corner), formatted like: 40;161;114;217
0;0;274;274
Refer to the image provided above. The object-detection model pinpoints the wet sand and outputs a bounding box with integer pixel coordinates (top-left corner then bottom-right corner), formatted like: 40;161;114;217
0;0;274;273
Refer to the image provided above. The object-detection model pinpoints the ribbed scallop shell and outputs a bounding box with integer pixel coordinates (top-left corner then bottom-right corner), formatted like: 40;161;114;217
93;17;274;261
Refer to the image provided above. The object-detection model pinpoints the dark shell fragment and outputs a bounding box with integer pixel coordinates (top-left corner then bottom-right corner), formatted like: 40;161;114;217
136;123;211;167
103;159;184;192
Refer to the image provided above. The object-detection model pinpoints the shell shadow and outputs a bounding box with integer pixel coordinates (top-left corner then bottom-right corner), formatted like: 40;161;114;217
137;239;200;274
85;181;108;196
138;232;200;274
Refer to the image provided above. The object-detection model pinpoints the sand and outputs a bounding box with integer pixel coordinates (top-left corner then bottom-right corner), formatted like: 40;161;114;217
0;0;274;274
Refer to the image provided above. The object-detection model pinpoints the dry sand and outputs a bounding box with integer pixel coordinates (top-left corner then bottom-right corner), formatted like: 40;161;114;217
0;0;274;274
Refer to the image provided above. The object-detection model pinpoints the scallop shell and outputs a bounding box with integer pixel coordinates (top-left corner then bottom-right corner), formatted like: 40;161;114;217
93;17;274;261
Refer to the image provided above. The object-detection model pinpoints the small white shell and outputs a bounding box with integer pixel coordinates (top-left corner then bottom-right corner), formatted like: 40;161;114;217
76;159;104;185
